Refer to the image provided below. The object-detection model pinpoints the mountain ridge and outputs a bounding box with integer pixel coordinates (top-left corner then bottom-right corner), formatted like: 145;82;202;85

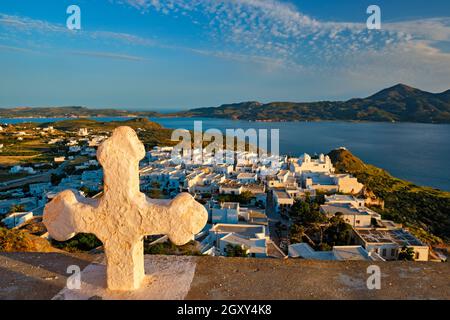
175;83;450;123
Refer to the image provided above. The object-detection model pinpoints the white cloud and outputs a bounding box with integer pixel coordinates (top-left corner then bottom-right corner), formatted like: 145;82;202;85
1;1;450;87
117;0;450;71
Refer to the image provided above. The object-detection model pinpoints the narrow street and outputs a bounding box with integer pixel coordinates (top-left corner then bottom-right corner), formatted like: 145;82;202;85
265;191;291;252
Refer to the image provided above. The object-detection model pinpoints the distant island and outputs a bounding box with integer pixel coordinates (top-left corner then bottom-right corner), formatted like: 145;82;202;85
0;106;158;119
174;84;450;124
1;84;450;123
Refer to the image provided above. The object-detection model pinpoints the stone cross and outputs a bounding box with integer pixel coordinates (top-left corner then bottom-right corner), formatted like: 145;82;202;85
43;126;208;291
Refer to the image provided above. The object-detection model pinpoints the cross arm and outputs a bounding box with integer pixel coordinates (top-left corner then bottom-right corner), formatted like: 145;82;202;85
140;193;208;245
43;190;101;241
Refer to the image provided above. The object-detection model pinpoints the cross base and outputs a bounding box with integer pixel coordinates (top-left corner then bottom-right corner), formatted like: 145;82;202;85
53;255;198;300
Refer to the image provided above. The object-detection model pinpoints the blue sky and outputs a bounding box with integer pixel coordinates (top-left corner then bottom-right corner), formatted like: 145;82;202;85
1;0;450;111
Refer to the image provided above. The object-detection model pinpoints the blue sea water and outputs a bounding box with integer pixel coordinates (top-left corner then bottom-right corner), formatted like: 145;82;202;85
2;116;449;191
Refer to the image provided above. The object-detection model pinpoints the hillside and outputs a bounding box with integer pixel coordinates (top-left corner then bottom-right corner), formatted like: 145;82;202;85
328;148;450;243
176;84;450;123
41;117;163;131
0;106;159;118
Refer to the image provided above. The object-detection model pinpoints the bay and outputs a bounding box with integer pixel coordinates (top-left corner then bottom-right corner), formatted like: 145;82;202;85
2;116;449;191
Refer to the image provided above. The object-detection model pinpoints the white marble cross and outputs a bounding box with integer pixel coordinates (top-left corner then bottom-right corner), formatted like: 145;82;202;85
43;126;208;291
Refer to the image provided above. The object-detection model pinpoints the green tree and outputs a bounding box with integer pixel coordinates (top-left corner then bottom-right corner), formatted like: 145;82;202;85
52;233;102;252
10;204;25;213
217;191;254;205
289;224;305;244
50;173;66;186
398;246;415;261
225;244;248;257
323;216;353;246
289;199;326;225
147;189;164;199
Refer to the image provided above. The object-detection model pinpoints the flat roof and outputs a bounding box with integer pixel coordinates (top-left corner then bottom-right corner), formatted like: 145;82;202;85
273;189;291;199
211;224;265;238
320;203;370;216
356;228;424;246
221;234;266;254
332;246;371;261
221;202;239;210
288;243;335;260
325;194;359;202
237;173;256;178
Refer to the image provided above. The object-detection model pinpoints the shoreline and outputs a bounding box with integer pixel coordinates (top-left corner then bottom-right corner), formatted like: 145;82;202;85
2;115;449;126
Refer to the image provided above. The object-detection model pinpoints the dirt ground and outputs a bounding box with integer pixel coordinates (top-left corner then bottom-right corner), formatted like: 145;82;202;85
0;253;449;300
0;252;95;300
187;257;450;300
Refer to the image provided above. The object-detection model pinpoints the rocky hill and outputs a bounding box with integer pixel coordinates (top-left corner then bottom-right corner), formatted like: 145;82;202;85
328;148;450;243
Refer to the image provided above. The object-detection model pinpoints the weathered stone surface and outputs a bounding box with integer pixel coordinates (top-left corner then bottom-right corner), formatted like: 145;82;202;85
43;126;208;291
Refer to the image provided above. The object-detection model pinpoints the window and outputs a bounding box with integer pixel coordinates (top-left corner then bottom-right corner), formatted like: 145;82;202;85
382;248;387;256
356;220;360;225
415;252;420;260
391;249;396;257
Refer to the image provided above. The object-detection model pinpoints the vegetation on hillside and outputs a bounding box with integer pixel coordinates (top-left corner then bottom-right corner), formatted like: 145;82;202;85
328;148;450;243
0;227;57;252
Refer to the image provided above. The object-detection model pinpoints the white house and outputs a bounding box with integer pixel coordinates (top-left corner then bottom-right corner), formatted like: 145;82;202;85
353;227;429;261
211;202;240;224
290;153;334;174
324;194;365;207
69;146;82;153
319;203;375;227
1;211;34;229
237;172;258;184
320;195;381;227
78;128;89;136
214;164;233;175
29;182;52;196
54;156;66;163
302;172;339;193
10;165;35;174
272;188;294;215
219;181;243;195
208;224;269;258
0;197;37;215
332;174;364;194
